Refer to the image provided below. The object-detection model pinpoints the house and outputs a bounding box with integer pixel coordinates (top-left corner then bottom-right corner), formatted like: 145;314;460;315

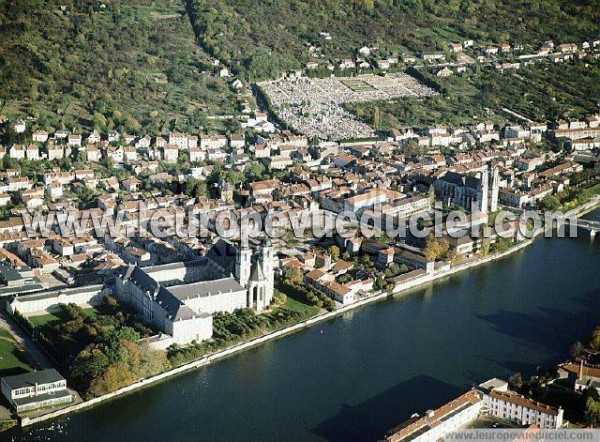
87;130;101;144
1;369;73;413
46;144;65;161
385;392;481;442
26;144;40;160
67;134;82;147
122;178;142;193
47;183;63;200
377;59;391;70
32;131;49;143
230;134;245;149
0;193;11;207
136;135;151;150
200;134;228;150
497;43;511;53
436;67;453;77
421;52;445;62
163;145;179;162
13;120;26;133
85;146;101;162
75;169;95;180
478;379;564;429
123;147;138;162
557;43;578;53
169;132;189;150
483;46;499;56
189;147;204;162
9;145;25;160
358;46;371;57
449;42;463;53
108;130;120;143
123;134;136;146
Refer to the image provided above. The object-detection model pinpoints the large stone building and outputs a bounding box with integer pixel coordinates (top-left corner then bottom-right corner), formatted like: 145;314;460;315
114;239;275;345
434;166;499;214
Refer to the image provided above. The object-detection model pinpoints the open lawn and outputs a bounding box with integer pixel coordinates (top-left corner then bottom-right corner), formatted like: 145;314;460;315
273;289;321;317
0;329;34;377
590;184;600;196
28;307;100;328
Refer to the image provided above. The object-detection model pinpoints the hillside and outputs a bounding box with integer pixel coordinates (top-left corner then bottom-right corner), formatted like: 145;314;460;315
188;0;600;80
346;60;600;130
0;0;237;133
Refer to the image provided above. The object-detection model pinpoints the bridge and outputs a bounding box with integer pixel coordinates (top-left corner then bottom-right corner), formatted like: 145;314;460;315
576;219;600;238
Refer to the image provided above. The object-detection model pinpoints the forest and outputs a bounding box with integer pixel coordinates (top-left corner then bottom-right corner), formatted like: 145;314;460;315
188;0;600;80
1;0;599;131
0;0;237;133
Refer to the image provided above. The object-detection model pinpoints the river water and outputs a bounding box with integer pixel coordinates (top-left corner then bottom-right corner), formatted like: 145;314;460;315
4;209;600;442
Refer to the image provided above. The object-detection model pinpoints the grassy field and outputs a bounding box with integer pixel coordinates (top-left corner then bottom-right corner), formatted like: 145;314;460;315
273;289;321;317
28;307;102;358
28;307;100;329
0;329;34;377
590;184;600;196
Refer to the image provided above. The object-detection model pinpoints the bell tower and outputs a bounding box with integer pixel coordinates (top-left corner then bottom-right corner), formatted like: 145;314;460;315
259;238;274;307
235;242;252;288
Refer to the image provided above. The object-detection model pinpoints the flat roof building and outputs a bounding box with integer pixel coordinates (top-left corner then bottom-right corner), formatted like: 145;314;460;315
1;369;73;413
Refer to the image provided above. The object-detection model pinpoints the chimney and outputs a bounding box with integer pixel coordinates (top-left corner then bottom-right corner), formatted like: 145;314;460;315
579;359;584;381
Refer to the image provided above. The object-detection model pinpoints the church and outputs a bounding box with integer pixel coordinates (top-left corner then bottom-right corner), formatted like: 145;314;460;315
114;239;275;346
433;165;499;214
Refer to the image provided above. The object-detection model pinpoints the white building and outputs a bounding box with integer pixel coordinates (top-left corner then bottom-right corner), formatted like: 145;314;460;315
1;369;73;413
385;391;482;442
114;239;275;346
478;379;564;429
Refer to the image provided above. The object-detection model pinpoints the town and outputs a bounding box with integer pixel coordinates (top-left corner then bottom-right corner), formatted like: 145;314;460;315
0;6;599;437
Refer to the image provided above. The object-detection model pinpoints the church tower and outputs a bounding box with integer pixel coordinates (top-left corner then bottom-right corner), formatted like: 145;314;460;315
259;238;275;308
248;261;268;311
476;168;490;214
235;242;251;288
488;165;500;213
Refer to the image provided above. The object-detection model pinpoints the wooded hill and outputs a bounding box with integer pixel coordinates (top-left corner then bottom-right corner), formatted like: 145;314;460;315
0;0;237;133
188;0;600;80
1;0;598;131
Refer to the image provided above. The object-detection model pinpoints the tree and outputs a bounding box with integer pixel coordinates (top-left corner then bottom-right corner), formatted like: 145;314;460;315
591;327;600;351
329;245;340;261
508;372;524;389
585;397;600;427
284;267;303;285
480;237;491;257
570;341;584;359
424;233;449;261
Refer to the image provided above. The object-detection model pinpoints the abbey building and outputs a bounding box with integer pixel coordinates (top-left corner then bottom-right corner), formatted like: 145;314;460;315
114;239;276;346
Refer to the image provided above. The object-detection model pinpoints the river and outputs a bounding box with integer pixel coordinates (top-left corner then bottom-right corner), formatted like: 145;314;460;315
4;209;600;442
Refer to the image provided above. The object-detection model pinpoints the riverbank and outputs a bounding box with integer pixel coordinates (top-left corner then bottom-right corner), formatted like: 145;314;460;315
7;211;600;441
17;199;600;428
18;240;539;427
